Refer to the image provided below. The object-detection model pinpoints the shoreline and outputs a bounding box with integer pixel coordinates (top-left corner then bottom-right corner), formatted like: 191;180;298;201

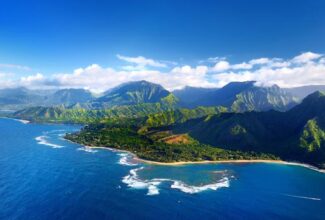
0;117;30;124
84;145;325;173
136;158;325;173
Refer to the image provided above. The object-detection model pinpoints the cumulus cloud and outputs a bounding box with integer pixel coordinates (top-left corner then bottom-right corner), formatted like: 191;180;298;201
232;62;252;70
212;61;230;72
292;52;322;63
52;64;212;92
212;52;325;87
249;58;271;65
20;73;44;83
1;52;325;92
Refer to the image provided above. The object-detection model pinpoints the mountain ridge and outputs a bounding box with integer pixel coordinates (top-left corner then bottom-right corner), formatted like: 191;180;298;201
174;81;298;111
165;91;325;168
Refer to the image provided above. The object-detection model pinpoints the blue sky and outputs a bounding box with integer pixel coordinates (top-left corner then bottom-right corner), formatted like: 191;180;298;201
0;0;325;91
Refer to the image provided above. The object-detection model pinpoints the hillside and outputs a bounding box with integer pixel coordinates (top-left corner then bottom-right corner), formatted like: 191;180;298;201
144;106;227;127
65;122;278;163
12;101;179;124
167;91;325;168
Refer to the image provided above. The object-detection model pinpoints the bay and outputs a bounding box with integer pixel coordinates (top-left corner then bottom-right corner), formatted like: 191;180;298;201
0;118;324;220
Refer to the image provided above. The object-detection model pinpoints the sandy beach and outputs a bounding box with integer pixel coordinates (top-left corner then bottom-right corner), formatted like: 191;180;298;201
136;158;325;172
85;145;325;173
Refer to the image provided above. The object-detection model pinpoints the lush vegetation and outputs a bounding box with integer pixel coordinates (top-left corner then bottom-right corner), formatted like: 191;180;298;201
168;91;325;168
12;99;226;125
300;119;325;152
12;102;176;124
65;123;279;163
145;106;227;127
230;85;298;112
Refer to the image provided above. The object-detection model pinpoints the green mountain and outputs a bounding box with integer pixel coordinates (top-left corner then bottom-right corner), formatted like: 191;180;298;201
3;81;299;113
168;91;325;168
45;89;94;106
174;81;298;112
0;87;94;111
92;80;175;108
11;81;180;123
12;101;178;124
0;87;49;110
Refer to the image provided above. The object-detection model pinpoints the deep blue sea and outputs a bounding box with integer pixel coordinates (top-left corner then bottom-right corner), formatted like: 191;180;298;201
1;118;325;220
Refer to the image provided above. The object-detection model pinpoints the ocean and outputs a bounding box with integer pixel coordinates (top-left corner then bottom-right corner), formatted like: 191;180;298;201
0;118;324;220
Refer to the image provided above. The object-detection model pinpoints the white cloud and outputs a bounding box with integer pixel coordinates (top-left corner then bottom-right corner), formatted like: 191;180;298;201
200;56;226;64
232;62;252;70
1;51;325;92
52;64;212;92
212;54;325;87
292;52;322;63
320;58;325;64
249;58;271;65
21;73;44;82
212;61;230;72
20;73;45;87
117;54;167;68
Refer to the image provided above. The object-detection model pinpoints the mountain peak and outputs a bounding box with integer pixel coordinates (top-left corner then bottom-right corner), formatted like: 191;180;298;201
122;80;159;87
223;81;256;88
95;81;171;107
289;90;325;117
302;91;325;103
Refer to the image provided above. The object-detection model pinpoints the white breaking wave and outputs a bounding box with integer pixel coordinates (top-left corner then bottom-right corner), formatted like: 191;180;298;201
122;167;161;195
170;178;229;194
118;153;138;166
35;135;64;148
77;146;98;153
122;167;230;196
11;118;30;124
17;119;30;124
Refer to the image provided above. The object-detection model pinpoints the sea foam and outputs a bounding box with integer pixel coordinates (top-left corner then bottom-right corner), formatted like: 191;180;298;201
122;167;230;195
35;135;64;148
122;167;161;195
77;146;98;153
170;177;229;194
17;119;30;124
118;153;138;166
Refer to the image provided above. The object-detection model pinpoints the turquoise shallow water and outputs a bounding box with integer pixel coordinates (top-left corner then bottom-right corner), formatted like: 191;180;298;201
0;118;325;220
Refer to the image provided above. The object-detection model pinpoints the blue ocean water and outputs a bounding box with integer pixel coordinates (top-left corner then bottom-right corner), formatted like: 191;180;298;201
0;118;325;220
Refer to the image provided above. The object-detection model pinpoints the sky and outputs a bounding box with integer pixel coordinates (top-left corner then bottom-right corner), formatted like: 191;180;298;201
0;0;325;92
